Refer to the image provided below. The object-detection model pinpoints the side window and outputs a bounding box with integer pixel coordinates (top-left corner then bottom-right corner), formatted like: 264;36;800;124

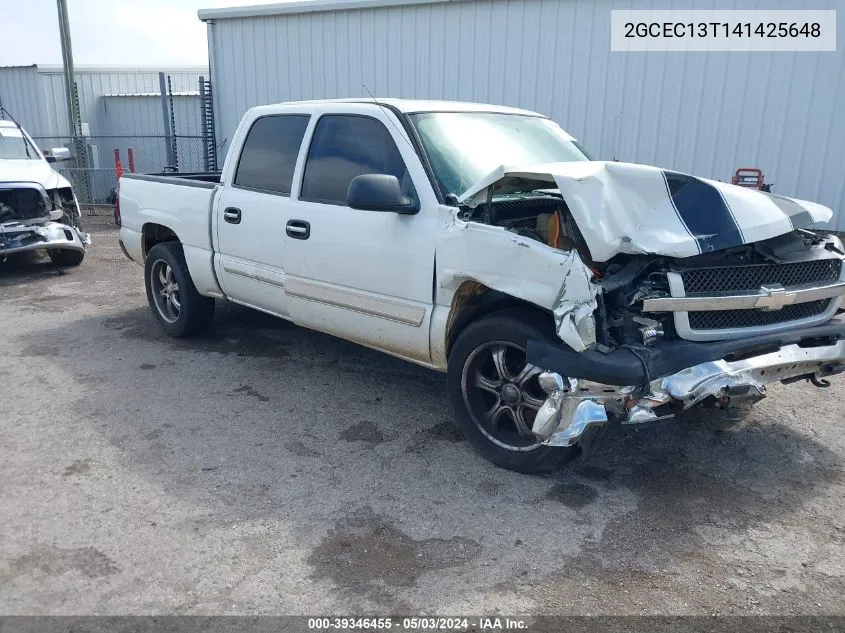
300;114;416;206
234;114;310;195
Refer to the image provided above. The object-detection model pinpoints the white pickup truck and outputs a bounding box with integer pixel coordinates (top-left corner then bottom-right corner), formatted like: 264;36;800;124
118;99;845;473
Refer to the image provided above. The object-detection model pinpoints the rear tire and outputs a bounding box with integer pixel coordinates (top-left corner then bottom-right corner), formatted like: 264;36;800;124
49;249;85;266
144;242;214;337
447;308;580;473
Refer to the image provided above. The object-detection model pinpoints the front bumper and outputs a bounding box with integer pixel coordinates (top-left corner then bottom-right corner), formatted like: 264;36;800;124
530;316;845;447
0;221;90;257
527;315;845;386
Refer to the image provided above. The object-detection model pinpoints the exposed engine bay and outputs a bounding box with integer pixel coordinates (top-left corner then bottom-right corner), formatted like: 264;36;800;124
458;194;592;262
0;184;78;224
461;192;845;349
0;182;90;262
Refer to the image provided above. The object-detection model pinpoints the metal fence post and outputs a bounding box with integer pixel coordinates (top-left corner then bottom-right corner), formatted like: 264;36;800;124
167;74;178;171
159;72;175;168
199;76;209;173
199;76;218;172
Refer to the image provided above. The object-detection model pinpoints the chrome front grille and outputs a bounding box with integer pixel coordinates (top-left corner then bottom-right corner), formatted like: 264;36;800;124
647;255;845;342
680;259;842;294
687;299;832;331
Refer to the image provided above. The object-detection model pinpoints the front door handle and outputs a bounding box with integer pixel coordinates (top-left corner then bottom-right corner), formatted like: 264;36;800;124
223;207;241;224
286;219;310;240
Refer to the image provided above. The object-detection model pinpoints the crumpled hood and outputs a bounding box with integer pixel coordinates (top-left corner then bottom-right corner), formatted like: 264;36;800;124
458;161;833;261
0;158;70;191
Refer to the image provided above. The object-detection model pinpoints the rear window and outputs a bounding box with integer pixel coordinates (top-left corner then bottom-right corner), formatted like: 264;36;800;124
234;115;310;195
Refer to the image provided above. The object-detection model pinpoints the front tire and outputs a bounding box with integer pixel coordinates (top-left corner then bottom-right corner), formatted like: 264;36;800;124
144;242;214;337
447;309;580;473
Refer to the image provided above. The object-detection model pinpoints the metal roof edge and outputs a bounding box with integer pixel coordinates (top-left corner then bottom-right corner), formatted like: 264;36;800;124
102;92;201;97
198;0;461;21
32;65;209;74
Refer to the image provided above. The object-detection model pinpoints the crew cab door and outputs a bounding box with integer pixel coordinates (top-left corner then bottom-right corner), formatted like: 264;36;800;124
214;112;310;317
281;105;439;363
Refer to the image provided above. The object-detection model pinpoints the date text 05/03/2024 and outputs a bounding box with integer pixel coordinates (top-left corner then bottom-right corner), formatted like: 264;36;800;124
307;617;529;630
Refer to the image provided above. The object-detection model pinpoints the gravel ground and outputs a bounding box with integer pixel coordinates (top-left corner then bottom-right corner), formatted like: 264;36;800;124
0;221;843;616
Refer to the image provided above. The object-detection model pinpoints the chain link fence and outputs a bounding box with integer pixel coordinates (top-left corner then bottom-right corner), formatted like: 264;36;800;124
33;135;208;212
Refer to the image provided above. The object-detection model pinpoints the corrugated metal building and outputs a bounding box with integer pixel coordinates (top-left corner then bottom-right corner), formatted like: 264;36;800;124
0;65;209;203
101;93;203;138
99;92;207;173
0;65;208;138
199;0;845;231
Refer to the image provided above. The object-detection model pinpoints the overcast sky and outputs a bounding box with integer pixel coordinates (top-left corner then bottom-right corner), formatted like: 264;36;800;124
0;0;280;66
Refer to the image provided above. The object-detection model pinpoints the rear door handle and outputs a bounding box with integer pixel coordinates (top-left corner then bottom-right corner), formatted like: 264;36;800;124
223;207;241;224
286;219;310;240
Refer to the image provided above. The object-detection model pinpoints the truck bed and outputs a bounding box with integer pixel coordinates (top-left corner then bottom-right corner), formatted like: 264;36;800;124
118;172;223;298
122;172;222;187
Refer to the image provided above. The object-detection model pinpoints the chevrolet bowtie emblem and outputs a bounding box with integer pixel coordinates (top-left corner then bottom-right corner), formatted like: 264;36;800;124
755;285;797;311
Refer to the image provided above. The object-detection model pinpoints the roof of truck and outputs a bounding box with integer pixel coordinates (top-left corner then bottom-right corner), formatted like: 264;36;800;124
270;98;544;117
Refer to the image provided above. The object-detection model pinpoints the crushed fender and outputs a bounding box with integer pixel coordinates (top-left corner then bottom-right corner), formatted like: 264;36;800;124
436;213;600;352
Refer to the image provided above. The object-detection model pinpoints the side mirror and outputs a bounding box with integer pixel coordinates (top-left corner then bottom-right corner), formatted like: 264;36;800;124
347;174;419;214
43;147;71;163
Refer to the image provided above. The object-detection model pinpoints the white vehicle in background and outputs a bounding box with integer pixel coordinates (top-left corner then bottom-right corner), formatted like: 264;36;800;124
118;99;845;473
0;117;89;265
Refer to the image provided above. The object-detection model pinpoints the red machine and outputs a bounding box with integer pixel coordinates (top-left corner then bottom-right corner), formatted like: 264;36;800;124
732;168;772;192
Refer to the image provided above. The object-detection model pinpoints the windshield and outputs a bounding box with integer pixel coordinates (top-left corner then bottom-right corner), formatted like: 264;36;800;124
0;128;39;160
409;111;590;198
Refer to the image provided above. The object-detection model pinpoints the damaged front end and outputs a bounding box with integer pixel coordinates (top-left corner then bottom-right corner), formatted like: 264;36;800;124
446;161;845;448
529;325;845;446
526;228;845;446
0;181;90;260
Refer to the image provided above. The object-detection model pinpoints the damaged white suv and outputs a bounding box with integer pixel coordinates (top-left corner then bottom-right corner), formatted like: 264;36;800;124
0;119;89;265
118;99;845;473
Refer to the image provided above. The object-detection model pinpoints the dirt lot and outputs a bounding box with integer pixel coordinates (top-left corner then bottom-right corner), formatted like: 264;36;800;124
1;221;844;616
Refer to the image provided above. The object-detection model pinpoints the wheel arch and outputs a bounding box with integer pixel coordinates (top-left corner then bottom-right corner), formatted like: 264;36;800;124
142;222;181;258
444;280;556;361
